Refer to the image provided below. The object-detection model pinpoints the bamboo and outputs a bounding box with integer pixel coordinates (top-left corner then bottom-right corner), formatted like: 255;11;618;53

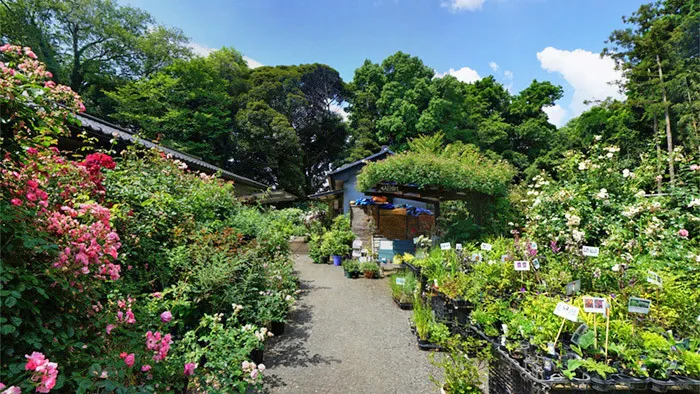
605;305;611;362
594;314;598;349
553;318;566;351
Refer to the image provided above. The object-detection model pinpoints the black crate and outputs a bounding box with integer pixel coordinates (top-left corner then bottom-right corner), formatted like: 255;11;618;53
430;293;454;323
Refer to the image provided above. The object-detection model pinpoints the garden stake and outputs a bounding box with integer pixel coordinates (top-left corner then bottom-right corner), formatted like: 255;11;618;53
593;314;598;349
604;304;610;362
553;317;566;350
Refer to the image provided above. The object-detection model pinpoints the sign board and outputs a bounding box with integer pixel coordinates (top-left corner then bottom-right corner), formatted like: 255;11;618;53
440;242;451;250
530;242;538;250
628;297;651;314
532;258;540;270
352;240;363;249
554;302;579;322
471;253;482;262
565;280;581;296
501;254;508;262
352;250;362;258
379;241;393;251
647;271;662;287
378;184;400;193
582;246;600;257
481;243;492;251
571;324;589;345
395;277;406;286
583;296;607;314
455;243;463;250
514;260;530;271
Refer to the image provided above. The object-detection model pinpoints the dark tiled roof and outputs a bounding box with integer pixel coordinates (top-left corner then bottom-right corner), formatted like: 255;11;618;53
75;113;267;190
307;189;343;199
327;146;393;176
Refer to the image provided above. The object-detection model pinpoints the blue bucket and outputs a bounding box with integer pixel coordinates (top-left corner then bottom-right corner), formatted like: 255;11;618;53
332;255;342;266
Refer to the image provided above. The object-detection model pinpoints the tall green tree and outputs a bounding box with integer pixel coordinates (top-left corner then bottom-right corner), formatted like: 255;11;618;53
0;0;192;115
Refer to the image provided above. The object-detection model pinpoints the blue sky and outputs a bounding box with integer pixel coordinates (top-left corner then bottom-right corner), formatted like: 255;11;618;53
119;0;646;126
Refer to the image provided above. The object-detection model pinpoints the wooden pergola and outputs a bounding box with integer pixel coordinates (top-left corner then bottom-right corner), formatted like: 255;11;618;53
363;182;496;225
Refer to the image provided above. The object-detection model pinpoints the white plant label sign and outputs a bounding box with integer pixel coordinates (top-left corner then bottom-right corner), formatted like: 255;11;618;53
554;302;579;322
395;277;406;286
647;270;662;287
565;280;581;295
514;260;530;271
481;243;492;251
582;296;607;314
530;242;538;250
379;240;393;250
501;254;508;262
628;297;652;314
455;243;463;250
582;246;600;257
440;242;451;250
352;240;363;249
471;253;482;262
532;258;540;270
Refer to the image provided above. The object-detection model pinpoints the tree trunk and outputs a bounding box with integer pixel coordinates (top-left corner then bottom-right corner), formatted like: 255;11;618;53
684;78;699;153
70;26;84;93
656;54;674;184
653;113;662;193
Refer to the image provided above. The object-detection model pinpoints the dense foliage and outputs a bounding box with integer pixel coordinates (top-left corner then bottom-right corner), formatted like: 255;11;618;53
356;133;515;196
0;46;298;393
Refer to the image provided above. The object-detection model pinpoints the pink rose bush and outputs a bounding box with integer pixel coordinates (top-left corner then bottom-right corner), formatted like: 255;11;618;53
25;352;58;393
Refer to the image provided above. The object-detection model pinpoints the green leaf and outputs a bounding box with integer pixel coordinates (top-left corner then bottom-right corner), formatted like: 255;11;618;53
4;296;17;308
1;324;17;335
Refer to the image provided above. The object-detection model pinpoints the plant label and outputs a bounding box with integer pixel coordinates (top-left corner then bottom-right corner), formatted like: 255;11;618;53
612;264;620;272
500;336;506;346
565;280;581;295
532;258;540;270
481;243;492;251
455;243;463;251
546;342;556;356
501;254;508;262
514;260;530;271
501;324;508;335
471;253;482;262
530;242;537;250
554;302;579;322
571;324;588;345
647;270;662;287
352;250;362;258
583;296;607;314
440;242;451;250
413;237;420;244
582;246;600;257
628;297;651;314
379;240;393;250
395;277;406;286
352;240;363;249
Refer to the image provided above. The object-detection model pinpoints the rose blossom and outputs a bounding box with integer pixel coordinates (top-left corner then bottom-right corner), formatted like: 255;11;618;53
141;365;152;372
678;229;689;238
184;362;196;376
124;353;135;367
160;311;172;323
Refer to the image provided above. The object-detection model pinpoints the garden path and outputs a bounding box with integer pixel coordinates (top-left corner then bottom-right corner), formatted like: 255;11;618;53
262;254;440;394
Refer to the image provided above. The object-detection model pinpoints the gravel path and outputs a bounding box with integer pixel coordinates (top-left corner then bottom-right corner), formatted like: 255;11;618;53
262;254;440;394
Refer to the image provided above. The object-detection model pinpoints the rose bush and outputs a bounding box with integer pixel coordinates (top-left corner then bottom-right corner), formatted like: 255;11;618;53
1;45;298;392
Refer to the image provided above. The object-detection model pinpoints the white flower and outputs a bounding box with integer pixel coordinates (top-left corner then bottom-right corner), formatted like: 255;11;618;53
595;188;609;200
688;198;700;208
572;230;585;242
606;152;614;159
565;213;581;227
594;135;602;141
578;162;588;171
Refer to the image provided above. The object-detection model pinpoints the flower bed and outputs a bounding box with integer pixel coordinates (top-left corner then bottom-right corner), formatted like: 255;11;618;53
0;45;299;393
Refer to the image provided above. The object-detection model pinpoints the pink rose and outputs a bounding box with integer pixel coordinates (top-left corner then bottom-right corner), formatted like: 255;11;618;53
25;49;37;59
119;352;128;359
10;198;21;206
184;362;196;376
690;164;699;171
160;311;172;323
106;324;116;335
27;147;38;155
141;364;152;372
678;229;689;238
124;353;135;367
25;352;47;371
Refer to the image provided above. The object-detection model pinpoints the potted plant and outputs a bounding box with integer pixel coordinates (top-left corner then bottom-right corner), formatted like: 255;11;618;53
342;260;361;278
390;272;417;309
360;262;379;278
319;215;355;265
430;337;486;393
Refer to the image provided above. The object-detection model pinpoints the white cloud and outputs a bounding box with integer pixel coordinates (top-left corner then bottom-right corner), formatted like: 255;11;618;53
441;0;486;12
543;104;568;127
504;70;513;80
537;46;624;119
243;56;264;69
329;102;348;122
188;42;215;57
489;61;499;72
435;66;481;83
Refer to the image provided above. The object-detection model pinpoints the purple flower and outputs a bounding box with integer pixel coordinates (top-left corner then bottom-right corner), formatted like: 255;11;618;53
160;311;172;323
520;287;526;293
550;240;561;253
184;362;196;376
610;293;616;299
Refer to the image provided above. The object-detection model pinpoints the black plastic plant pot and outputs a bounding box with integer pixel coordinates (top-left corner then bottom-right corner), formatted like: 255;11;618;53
344;270;352;278
249;348;264;364
611;374;648;391
393;297;413;310
271;321;285;336
417;337;445;352
589;373;613;392
649;377;686;392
